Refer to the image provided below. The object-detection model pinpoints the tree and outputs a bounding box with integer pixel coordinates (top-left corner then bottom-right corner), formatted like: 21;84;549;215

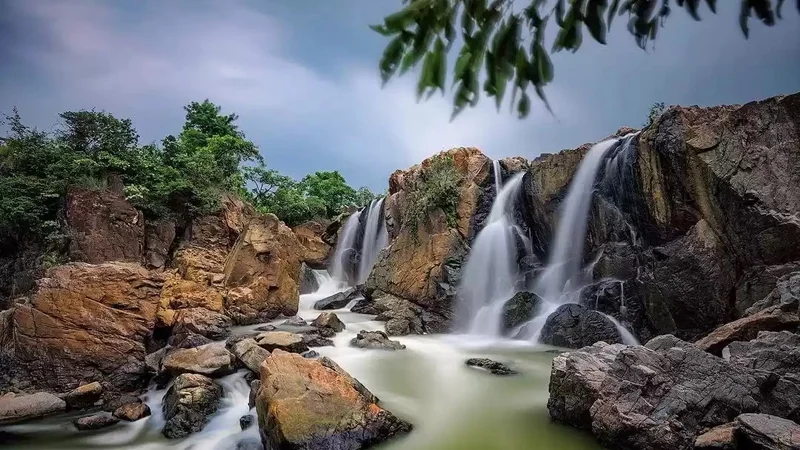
644;101;665;126
355;186;379;207
300;171;358;217
372;0;796;120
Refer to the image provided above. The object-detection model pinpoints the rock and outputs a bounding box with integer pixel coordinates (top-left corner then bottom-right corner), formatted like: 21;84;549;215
350;330;406;351
105;395;142;412
4;263;165;393
694;423;735;449
74;413;120;431
173;333;214;349
734;413;800;450
235;438;264;450
64;381;103;410
372;293;427;336
162;373;222;439
299;263;321;295
255;331;309;354
162;342;236;377
311;312;345;332
465;358;518;376
156;276;226;329
145;347;169;374
350;299;381;315
223;213;302;324
168;308;232;345
695;306;799;356
314;287;359;310
737;265;800;315
293;221;331;270
282;316;307;327
502;291;540;333
540;303;622;348
144;219;176;269
239;414;254;430
548;336;800;450
726;331;800;377
255;350;412;449
302;333;334;348
65;186;144;264
301;350;320;359
746;271;800;317
113;402;151;421
249;380;260;409
225;333;259;350
0;392;66;425
231;338;271;373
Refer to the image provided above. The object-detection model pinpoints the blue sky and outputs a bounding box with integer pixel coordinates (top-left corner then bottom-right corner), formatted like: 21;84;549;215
1;0;798;191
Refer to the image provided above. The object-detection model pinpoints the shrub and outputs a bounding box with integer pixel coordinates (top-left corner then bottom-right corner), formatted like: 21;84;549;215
402;154;462;238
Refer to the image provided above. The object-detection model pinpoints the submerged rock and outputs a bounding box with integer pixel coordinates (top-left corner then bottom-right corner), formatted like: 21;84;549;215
162;373;222;439
465;358;518;376
301;333;334;348
540;303;622;348
239;414;254;430
501;291;540;333
113;402;151;422
0;392;66;425
301;350;320;359
255;331;309;353
162;342;236;377
255;350;412;449
311;312;345;332
350;330;406;350
282;316;307;327
74;413;120;431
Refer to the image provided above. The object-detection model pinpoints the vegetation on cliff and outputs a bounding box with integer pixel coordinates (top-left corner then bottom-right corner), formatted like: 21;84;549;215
0;102;376;249
403;153;462;237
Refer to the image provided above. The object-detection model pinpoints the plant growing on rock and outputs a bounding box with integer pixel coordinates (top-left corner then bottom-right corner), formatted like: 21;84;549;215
403;153;462;238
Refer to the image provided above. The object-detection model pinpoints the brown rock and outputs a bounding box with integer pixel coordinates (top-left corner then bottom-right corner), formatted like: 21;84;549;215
156;275;225;328
293;220;331;269
64;381;103;409
74;412;120;431
162;342;236;377
7;262;165;393
734;413;800;450
223;213;302;324
311;312;345;333
65;186;144;264
694;423;735;449
695;306;799;356
144;219;176;269
255;331;308;354
162;373;222;439
0;392;66;425
113;402;151;422
168;307;232;345
255;350;411;449
231;338;271;373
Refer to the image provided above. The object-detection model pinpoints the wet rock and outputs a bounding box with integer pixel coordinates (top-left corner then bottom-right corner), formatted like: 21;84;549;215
302;333;334;348
540;303;622;348
548;337;800;450
694;423;735;449
74;412;120;431
231;338;271;373
64;381;103;410
0;392;66;425
113;402;151;422
173;333;214;349
255;350;412;449
235;438;264;450
734;413;800;450
502;291;540;333
168;308;232;345
282;316;307;327
162;373;222;439
239;414;254;430
145;346;169;374
314;287;359;310
350;299;381;315
162;342;236;377
255;331;309;354
695;306;799;356
105;395;142;412
465;358;518;376
301;350;320;359
225;333;259;350
311;312;345;332
299;263;321;295
249;380;260;409
350;330;406;351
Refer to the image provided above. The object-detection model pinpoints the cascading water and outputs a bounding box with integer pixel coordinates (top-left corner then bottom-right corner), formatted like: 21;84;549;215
357;197;388;284
458;171;530;337
492;159;503;195
329;210;361;284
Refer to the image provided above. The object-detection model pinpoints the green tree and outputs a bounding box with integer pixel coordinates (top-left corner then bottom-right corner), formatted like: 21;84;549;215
644;101;666;126
373;0;795;119
300;171;358;217
355;186;378;207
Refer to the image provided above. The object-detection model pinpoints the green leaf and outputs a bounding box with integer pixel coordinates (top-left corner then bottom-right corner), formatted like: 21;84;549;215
705;0;717;14
555;0;566;26
493;69;508;111
454;47;473;81
417;51;435;100
685;0;701;20
433;37;447;94
461;7;475;36
776;0;784;18
534;84;553;114
384;7;416;30
517;92;531;118
585;0;609;44
535;43;554;84
379;35;406;83
739;0;751;38
369;24;394;36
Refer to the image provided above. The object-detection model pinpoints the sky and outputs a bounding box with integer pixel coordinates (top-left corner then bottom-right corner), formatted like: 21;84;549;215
0;0;798;191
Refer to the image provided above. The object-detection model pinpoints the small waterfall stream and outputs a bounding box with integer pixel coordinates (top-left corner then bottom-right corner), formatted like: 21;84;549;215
328;198;389;287
357;198;388;284
328;210;362;284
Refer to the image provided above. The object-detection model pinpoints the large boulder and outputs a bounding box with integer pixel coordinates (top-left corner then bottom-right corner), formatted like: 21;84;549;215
725;331;800;377
143;219;176;270
161;342;236;377
2;263;165;393
255;350;411;449
502;291;540;333
255;331;309;354
63;381;103;410
299;263;320;295
540;303;623;348
223;213;303;324
168;308;232;346
734;413;800;450
548;335;800;450
65;186;144;264
231;338;271;373
0;392;66;425
365;148;494;332
293;220;331;269
695;305;799;356
162;373;222;439
314;287;360;310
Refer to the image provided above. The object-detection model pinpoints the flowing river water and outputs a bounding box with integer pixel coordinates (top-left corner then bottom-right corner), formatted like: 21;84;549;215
0;278;601;450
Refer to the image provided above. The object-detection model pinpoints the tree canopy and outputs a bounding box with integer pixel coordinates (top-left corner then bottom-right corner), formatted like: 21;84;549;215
372;0;796;119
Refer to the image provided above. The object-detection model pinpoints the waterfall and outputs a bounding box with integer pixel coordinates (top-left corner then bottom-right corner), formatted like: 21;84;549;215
357;198;388;284
329;211;361;284
493;159;503;195
458;171;530;337
328;198;388;286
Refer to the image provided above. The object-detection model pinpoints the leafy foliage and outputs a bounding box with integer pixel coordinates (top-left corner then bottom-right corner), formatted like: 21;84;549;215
644;101;666;126
373;0;795;119
402;153;462;238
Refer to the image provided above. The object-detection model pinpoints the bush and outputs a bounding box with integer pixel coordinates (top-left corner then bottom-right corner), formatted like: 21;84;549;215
402;153;462;238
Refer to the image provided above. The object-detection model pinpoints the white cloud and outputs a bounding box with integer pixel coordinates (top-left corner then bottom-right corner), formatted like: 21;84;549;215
5;0;581;178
